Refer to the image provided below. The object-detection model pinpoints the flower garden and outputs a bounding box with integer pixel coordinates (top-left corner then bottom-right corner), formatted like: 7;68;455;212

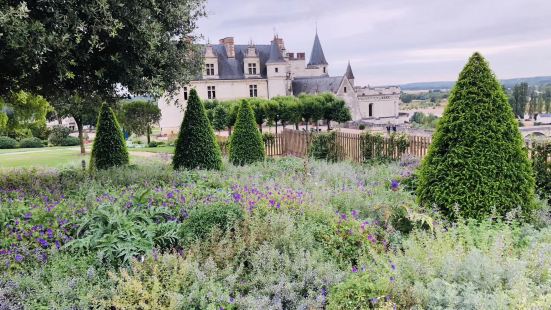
1;7;551;307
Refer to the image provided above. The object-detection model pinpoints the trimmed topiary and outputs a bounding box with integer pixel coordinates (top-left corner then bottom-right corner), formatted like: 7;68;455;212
90;103;129;170
229;100;265;165
172;88;222;170
19;137;44;148
417;52;535;220
0;136;17;149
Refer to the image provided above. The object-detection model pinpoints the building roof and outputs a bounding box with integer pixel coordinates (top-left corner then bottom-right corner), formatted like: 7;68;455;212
266;39;286;64
307;33;328;66
200;44;272;80
292;76;344;96
345;61;355;80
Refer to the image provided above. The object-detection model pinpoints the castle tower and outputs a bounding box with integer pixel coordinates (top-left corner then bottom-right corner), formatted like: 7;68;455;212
307;32;329;76
266;36;289;98
345;61;355;87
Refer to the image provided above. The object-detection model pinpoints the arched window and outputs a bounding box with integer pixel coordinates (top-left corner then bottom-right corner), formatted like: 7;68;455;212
368;103;374;117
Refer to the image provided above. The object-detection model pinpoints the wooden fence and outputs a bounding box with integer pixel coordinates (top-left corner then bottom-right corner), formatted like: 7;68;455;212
218;129;549;164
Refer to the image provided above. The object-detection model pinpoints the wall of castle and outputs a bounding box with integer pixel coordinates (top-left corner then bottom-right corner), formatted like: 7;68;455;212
357;94;400;120
158;79;269;134
335;78;362;121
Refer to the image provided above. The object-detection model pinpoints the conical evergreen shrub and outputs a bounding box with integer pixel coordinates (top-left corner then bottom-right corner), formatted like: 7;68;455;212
173;88;222;170
417;52;535;220
229;100;265;165
90;103;129;170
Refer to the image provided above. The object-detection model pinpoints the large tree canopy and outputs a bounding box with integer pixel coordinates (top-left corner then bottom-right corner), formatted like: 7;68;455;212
1;0;205;153
120;100;161;144
0;0;205;99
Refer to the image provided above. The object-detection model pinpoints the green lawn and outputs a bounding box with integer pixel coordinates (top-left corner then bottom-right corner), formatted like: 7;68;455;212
128;146;174;154
0;146;174;169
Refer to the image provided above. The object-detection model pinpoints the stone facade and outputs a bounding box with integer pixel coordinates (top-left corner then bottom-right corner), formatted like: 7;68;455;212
158;33;401;134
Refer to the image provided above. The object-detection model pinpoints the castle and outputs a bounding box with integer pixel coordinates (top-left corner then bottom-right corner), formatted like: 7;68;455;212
158;33;401;134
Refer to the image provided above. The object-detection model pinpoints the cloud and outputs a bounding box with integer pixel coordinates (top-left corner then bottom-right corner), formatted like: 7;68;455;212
197;0;551;85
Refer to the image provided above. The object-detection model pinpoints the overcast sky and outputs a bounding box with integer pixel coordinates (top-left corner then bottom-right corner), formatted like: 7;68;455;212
195;0;551;86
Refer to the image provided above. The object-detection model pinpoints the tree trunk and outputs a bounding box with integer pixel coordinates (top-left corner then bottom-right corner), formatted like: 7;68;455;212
75;117;85;154
327;119;331;130
295;123;299;130
147;125;151;144
275;121;278;135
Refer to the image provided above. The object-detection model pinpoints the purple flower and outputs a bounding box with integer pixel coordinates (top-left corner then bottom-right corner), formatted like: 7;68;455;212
23;213;32;220
390;262;396;270
370;297;379;304
367;234;376;243
37;238;49;248
390;276;395;282
390;180;400;191
15;254;24;262
232;193;241;203
229;297;235;304
351;210;359;218
352;265;358;273
269;199;275;207
166;192;174;199
340;213;347;220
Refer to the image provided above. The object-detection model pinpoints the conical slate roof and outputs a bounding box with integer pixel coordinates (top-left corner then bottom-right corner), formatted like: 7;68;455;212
308;33;328;66
266;39;285;64
345;61;355;80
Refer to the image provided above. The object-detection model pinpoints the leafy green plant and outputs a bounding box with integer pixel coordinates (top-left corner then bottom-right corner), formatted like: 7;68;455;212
18;137;44;148
1;254;112;309
417;53;536;221
173;88;222;170
531;141;551;203
48;125;72;146
0;136;17;149
229;100;265;165
67;193;180;267
180;203;244;244
90;103;129;170
60;136;80;146
309;131;341;162
360;132;409;162
262;132;275;146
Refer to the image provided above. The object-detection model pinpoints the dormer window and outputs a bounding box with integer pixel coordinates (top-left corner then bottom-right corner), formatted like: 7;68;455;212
205;64;215;76
248;63;257;75
323;67;326;73
344;87;347;93
275;67;279;73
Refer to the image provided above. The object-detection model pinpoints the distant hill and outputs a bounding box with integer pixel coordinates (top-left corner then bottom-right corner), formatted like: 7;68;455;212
400;76;551;91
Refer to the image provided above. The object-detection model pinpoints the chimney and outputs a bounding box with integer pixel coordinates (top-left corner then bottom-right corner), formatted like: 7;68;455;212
274;37;285;51
219;37;235;58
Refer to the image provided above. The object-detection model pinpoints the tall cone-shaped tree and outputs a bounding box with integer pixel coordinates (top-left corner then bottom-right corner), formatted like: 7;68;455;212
417;52;535;220
229;100;265;165
173;88;222;170
90;103;129;170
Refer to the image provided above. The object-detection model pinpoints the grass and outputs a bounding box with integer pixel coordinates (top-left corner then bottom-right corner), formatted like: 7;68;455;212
128;146;174;154
0;145;172;169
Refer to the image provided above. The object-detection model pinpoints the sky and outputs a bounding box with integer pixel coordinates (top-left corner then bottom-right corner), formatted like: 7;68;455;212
195;0;551;86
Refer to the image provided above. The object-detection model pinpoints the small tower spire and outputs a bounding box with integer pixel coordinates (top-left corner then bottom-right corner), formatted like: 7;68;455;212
345;60;355;86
